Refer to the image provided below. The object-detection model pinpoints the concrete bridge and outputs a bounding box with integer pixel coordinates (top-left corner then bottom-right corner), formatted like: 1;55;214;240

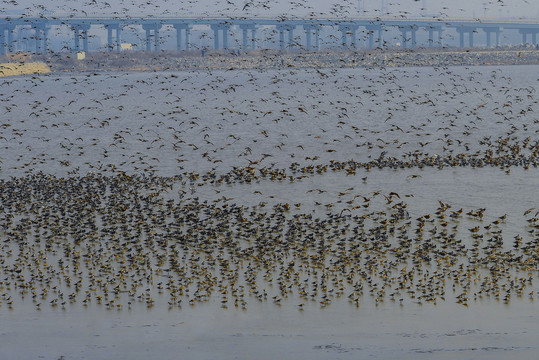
1;15;539;54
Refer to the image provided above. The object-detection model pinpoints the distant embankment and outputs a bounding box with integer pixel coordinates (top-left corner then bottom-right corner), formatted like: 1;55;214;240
2;47;539;75
0;61;51;77
39;47;539;73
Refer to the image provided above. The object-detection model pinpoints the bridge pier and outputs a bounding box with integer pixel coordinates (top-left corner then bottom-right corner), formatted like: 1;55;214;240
32;25;49;54
211;25;219;49
144;26;151;52
399;28;407;48
303;24;314;51
210;24;232;50
399;26;416;48
484;28;500;47
0;26;14;54
7;26;14;53
427;26;442;47
185;27;191;51
155;27;160;51
82;26;90;52
398;26;417;48
276;24;294;50
305;25;321;50
288;26;294;48
519;29;539;45
0;28;4;55
366;25;382;49
72;24;90;53
173;24;191;51
338;25;358;49
239;24;257;50
142;24;162;52
105;25;121;51
457;27;475;47
73;27;80;52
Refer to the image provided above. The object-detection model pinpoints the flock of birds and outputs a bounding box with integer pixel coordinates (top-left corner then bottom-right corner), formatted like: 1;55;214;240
0;52;538;313
0;172;537;312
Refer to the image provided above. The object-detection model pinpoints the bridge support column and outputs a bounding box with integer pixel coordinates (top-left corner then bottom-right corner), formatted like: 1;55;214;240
211;25;220;49
341;28;347;49
223;26;229;49
7;26;14;53
33;24;49;54
242;27;248;50
457;27;475;48
116;26;122;52
210;24;231;50
338;25;357;50
251;28;256;49
105;24;121;52
276;24;293;51
72;24;89;53
81;25;90;53
411;26;417;48
495;29;500;46
366;25;381;49
185;27;190;50
428;27;442;47
518;29;539;45
43;27;49;52
73;27;80;52
0;27;16;54
304;25;312;51
484;28;499;48
154;27;160;52
107;27;113;50
288;26;294;48
399;28;408;48
520;30;526;44
32;26;48;54
176;26;183;51
145;26;151;52
142;24;161;52
303;24;320;51
82;30;88;52
0;28;5;55
173;24;191;51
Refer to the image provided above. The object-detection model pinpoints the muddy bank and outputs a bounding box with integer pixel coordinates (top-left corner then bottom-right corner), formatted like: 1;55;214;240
2;47;539;75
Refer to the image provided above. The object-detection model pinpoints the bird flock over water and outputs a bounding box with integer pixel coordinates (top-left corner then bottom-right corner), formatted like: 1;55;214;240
0;61;537;313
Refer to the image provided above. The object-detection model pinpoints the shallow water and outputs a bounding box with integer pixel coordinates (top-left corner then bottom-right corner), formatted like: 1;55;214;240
0;64;538;359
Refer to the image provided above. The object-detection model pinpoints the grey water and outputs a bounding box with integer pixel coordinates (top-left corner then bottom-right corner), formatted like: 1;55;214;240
0;64;538;359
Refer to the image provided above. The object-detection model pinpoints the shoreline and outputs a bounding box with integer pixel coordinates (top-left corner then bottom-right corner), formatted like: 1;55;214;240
1;46;539;76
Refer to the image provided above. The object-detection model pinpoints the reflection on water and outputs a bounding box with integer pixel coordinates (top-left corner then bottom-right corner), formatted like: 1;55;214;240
0;65;538;359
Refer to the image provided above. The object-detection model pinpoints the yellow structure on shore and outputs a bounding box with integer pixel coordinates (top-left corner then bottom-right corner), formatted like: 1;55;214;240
0;61;51;77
